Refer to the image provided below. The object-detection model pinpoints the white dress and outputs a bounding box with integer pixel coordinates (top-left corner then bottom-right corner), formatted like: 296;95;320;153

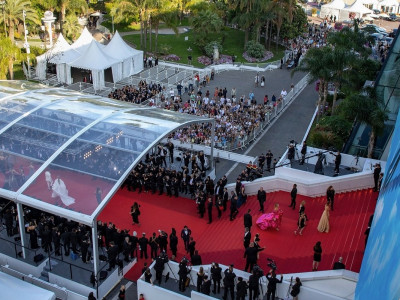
52;178;75;206
45;171;53;189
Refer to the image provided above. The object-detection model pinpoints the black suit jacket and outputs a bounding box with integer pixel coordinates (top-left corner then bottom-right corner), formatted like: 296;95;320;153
244;213;252;228
244;231;251;248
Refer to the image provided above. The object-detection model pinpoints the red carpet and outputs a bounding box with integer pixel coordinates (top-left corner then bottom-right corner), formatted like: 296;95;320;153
98;188;377;281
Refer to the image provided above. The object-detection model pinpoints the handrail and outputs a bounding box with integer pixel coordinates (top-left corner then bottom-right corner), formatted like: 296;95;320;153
0;235;42;265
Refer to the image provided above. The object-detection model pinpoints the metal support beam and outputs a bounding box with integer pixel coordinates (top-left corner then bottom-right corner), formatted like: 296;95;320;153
92;220;99;289
16;203;27;258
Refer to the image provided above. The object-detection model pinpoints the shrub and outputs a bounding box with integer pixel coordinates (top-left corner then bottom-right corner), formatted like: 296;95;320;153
204;41;223;58
159;44;172;55
245;41;265;59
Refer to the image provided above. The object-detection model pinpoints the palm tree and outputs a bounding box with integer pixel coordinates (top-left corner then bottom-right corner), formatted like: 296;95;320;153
58;0;87;35
3;0;38;79
63;13;82;42
150;0;178;54
292;47;332;120
328;47;353;114
268;0;287;50
230;0;259;48
0;36;22;79
111;0;147;50
4;0;39;42
191;10;223;48
341;90;387;158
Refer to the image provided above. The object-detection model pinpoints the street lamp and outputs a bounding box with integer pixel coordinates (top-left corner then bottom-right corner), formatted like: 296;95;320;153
22;10;31;79
0;1;6;37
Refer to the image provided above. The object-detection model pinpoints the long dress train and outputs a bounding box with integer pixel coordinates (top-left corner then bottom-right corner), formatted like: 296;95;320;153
52;178;75;206
317;205;330;233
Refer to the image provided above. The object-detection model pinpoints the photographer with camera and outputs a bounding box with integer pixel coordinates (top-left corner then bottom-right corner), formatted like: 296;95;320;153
223;264;236;300
178;257;191;292
154;251;168;285
248;267;262;300
266;266;283;300
211;262;222;294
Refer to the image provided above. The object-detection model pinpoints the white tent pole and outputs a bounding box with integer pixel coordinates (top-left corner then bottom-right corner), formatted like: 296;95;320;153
16;203;27;258
92;221;99;291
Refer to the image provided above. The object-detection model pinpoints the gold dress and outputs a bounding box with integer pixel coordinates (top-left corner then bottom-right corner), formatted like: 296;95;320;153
317;204;330;233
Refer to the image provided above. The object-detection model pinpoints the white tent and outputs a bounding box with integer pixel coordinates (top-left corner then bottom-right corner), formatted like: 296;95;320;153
68;39;122;90
320;0;346;19
103;31;144;78
35;33;80;81
70;26;104;54
341;0;373;19
0;271;56;300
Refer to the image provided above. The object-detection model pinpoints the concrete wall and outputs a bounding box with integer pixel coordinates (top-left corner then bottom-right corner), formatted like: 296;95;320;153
0;253;45;278
49;272;94;298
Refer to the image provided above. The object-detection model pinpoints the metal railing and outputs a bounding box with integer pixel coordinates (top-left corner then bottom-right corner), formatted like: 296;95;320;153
166;73;310;152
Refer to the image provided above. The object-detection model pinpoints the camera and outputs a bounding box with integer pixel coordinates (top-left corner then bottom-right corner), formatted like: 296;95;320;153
253;264;264;277
159;251;169;262
267;258;277;271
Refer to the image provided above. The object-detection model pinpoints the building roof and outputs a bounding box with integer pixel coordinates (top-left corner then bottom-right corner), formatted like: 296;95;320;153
0;81;212;226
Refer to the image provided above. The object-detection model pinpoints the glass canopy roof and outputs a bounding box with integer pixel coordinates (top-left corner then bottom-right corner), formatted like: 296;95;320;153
0;81;213;225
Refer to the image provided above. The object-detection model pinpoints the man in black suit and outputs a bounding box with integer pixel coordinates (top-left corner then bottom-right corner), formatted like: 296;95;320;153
333;257;345;270
138;232;148;259
244;209;252;231
266;150;273;172
300;141;307;165
236;277;248;300
289;184;297;209
222;188;229;211
207;197;213;224
223;265;236;300
191;250;202;265
244;242;258;272
244;227;251;250
373;163;381;191
230;192;238;221
181;225;192;252
257;187;266;212
107;242;118;271
266;271;283;300
333;151;342;175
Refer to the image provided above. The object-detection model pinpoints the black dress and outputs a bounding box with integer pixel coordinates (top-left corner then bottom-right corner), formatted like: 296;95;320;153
29;228;39;249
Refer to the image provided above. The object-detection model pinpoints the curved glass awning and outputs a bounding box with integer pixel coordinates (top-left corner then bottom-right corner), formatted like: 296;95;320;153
0;81;213;225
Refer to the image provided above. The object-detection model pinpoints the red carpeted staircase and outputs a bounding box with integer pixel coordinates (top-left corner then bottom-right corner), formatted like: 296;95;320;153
98;188;377;282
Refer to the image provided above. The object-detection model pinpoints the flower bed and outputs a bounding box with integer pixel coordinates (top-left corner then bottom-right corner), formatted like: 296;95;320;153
163;54;181;62
242;51;274;63
197;54;233;66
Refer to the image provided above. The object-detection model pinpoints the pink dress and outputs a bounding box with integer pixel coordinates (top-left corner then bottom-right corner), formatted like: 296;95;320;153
256;209;283;230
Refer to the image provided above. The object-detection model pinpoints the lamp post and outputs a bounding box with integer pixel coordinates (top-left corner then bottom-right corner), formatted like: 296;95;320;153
22;10;31;79
0;1;6;38
41;11;56;49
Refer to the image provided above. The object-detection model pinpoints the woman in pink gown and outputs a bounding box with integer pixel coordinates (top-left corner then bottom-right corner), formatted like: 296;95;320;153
256;203;283;231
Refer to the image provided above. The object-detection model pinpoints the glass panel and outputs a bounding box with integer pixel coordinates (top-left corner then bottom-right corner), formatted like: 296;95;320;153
0;153;42;191
0;81;43;95
22;165;117;216
379;53;400;88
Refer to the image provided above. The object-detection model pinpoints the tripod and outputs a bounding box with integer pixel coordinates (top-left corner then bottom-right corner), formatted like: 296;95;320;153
165;262;178;281
350;154;361;172
285;276;293;300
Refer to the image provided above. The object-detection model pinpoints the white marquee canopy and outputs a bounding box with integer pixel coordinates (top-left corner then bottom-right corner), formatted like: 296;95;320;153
35;28;144;90
341;0;373;19
103;31;144;78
